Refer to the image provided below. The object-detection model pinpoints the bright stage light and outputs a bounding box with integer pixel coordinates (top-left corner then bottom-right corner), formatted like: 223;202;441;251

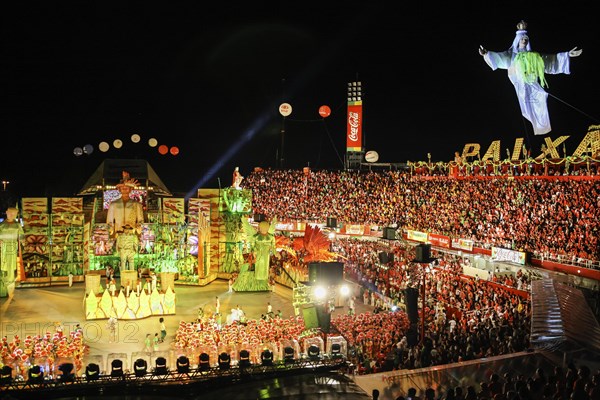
308;344;321;360
110;359;124;377
154;357;168;375
198;353;210;371
283;346;295;363
0;365;13;384
134;358;147;377
238;349;251;368
27;365;44;384
176;355;190;373
314;286;327;300
261;349;273;366
218;352;231;370
339;284;350;297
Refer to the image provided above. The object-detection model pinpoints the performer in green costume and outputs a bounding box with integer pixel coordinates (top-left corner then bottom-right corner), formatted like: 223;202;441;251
0;207;24;298
245;219;276;281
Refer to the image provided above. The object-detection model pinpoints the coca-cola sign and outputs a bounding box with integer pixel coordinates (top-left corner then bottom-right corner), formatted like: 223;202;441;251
346;103;362;151
348;112;359;142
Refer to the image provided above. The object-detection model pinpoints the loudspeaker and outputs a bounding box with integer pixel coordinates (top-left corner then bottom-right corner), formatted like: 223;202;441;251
254;213;266;222
308;262;344;285
301;303;320;330
326;217;337;228
405;287;419;323
383;227;396;240
406;325;419;347
414;243;431;263
315;304;331;333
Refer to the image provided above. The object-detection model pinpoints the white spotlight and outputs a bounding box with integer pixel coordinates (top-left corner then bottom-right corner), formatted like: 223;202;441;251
314;286;327;300
339;285;350;297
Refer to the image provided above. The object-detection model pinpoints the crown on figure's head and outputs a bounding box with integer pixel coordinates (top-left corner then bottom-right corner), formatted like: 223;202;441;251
517;20;527;31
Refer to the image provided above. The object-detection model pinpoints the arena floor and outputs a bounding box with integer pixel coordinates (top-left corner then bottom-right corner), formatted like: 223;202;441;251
0;278;377;399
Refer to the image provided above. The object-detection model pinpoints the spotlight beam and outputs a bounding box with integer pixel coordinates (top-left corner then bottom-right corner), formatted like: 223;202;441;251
186;113;272;199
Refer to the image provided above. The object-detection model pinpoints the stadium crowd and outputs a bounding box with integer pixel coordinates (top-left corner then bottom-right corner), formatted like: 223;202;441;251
243;169;600;264
389;362;600;399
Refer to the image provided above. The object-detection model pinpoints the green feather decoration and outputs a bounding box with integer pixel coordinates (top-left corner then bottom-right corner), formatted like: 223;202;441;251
514;51;548;88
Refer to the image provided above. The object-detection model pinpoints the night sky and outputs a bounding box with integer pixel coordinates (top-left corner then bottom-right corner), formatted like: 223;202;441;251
3;3;600;199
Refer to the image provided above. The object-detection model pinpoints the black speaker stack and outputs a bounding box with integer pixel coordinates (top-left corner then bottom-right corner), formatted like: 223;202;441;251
404;287;419;323
413;243;436;263
308;262;344;285
301;303;331;333
326;217;337;228
406;325;419;347
382;227;397;240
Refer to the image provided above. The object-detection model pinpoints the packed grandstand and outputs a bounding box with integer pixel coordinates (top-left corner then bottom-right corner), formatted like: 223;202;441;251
1;164;600;400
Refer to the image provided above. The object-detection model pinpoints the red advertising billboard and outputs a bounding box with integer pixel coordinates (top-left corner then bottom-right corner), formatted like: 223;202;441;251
346;102;362;152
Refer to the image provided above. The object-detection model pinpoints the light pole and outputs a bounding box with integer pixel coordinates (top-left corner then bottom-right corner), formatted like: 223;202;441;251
278;103;292;168
412;243;436;344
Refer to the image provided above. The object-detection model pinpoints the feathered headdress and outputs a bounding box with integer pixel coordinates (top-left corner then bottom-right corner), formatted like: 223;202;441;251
116;171;139;189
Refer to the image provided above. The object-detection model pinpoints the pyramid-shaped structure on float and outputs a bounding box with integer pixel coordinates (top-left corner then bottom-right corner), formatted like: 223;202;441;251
77;159;171;196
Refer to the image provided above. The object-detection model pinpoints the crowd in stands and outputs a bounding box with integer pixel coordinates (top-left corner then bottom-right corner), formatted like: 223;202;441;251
392;363;600;399
242;169;600;264
329;239;531;375
240;167;600;396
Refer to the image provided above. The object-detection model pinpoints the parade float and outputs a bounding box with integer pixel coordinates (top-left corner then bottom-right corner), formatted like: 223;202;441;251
15;159;311;320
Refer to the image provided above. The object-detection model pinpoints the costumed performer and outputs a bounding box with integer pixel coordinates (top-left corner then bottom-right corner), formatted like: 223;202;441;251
106;170;145;236
116;224;139;271
242;217;278;281
232;167;244;189
0;207;24;298
479;20;582;135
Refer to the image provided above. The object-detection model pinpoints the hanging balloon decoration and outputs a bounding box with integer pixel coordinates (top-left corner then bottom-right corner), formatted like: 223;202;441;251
72;134;179;157
318;105;331;118
158;145;169;155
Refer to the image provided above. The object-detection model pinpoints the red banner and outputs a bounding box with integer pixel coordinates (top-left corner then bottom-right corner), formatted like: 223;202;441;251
346;102;362;152
428;233;451;248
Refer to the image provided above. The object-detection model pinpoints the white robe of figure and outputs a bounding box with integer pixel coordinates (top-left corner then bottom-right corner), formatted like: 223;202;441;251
483;45;571;135
106;199;144;234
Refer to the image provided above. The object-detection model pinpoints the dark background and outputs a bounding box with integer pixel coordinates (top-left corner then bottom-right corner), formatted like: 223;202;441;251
3;3;600;199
